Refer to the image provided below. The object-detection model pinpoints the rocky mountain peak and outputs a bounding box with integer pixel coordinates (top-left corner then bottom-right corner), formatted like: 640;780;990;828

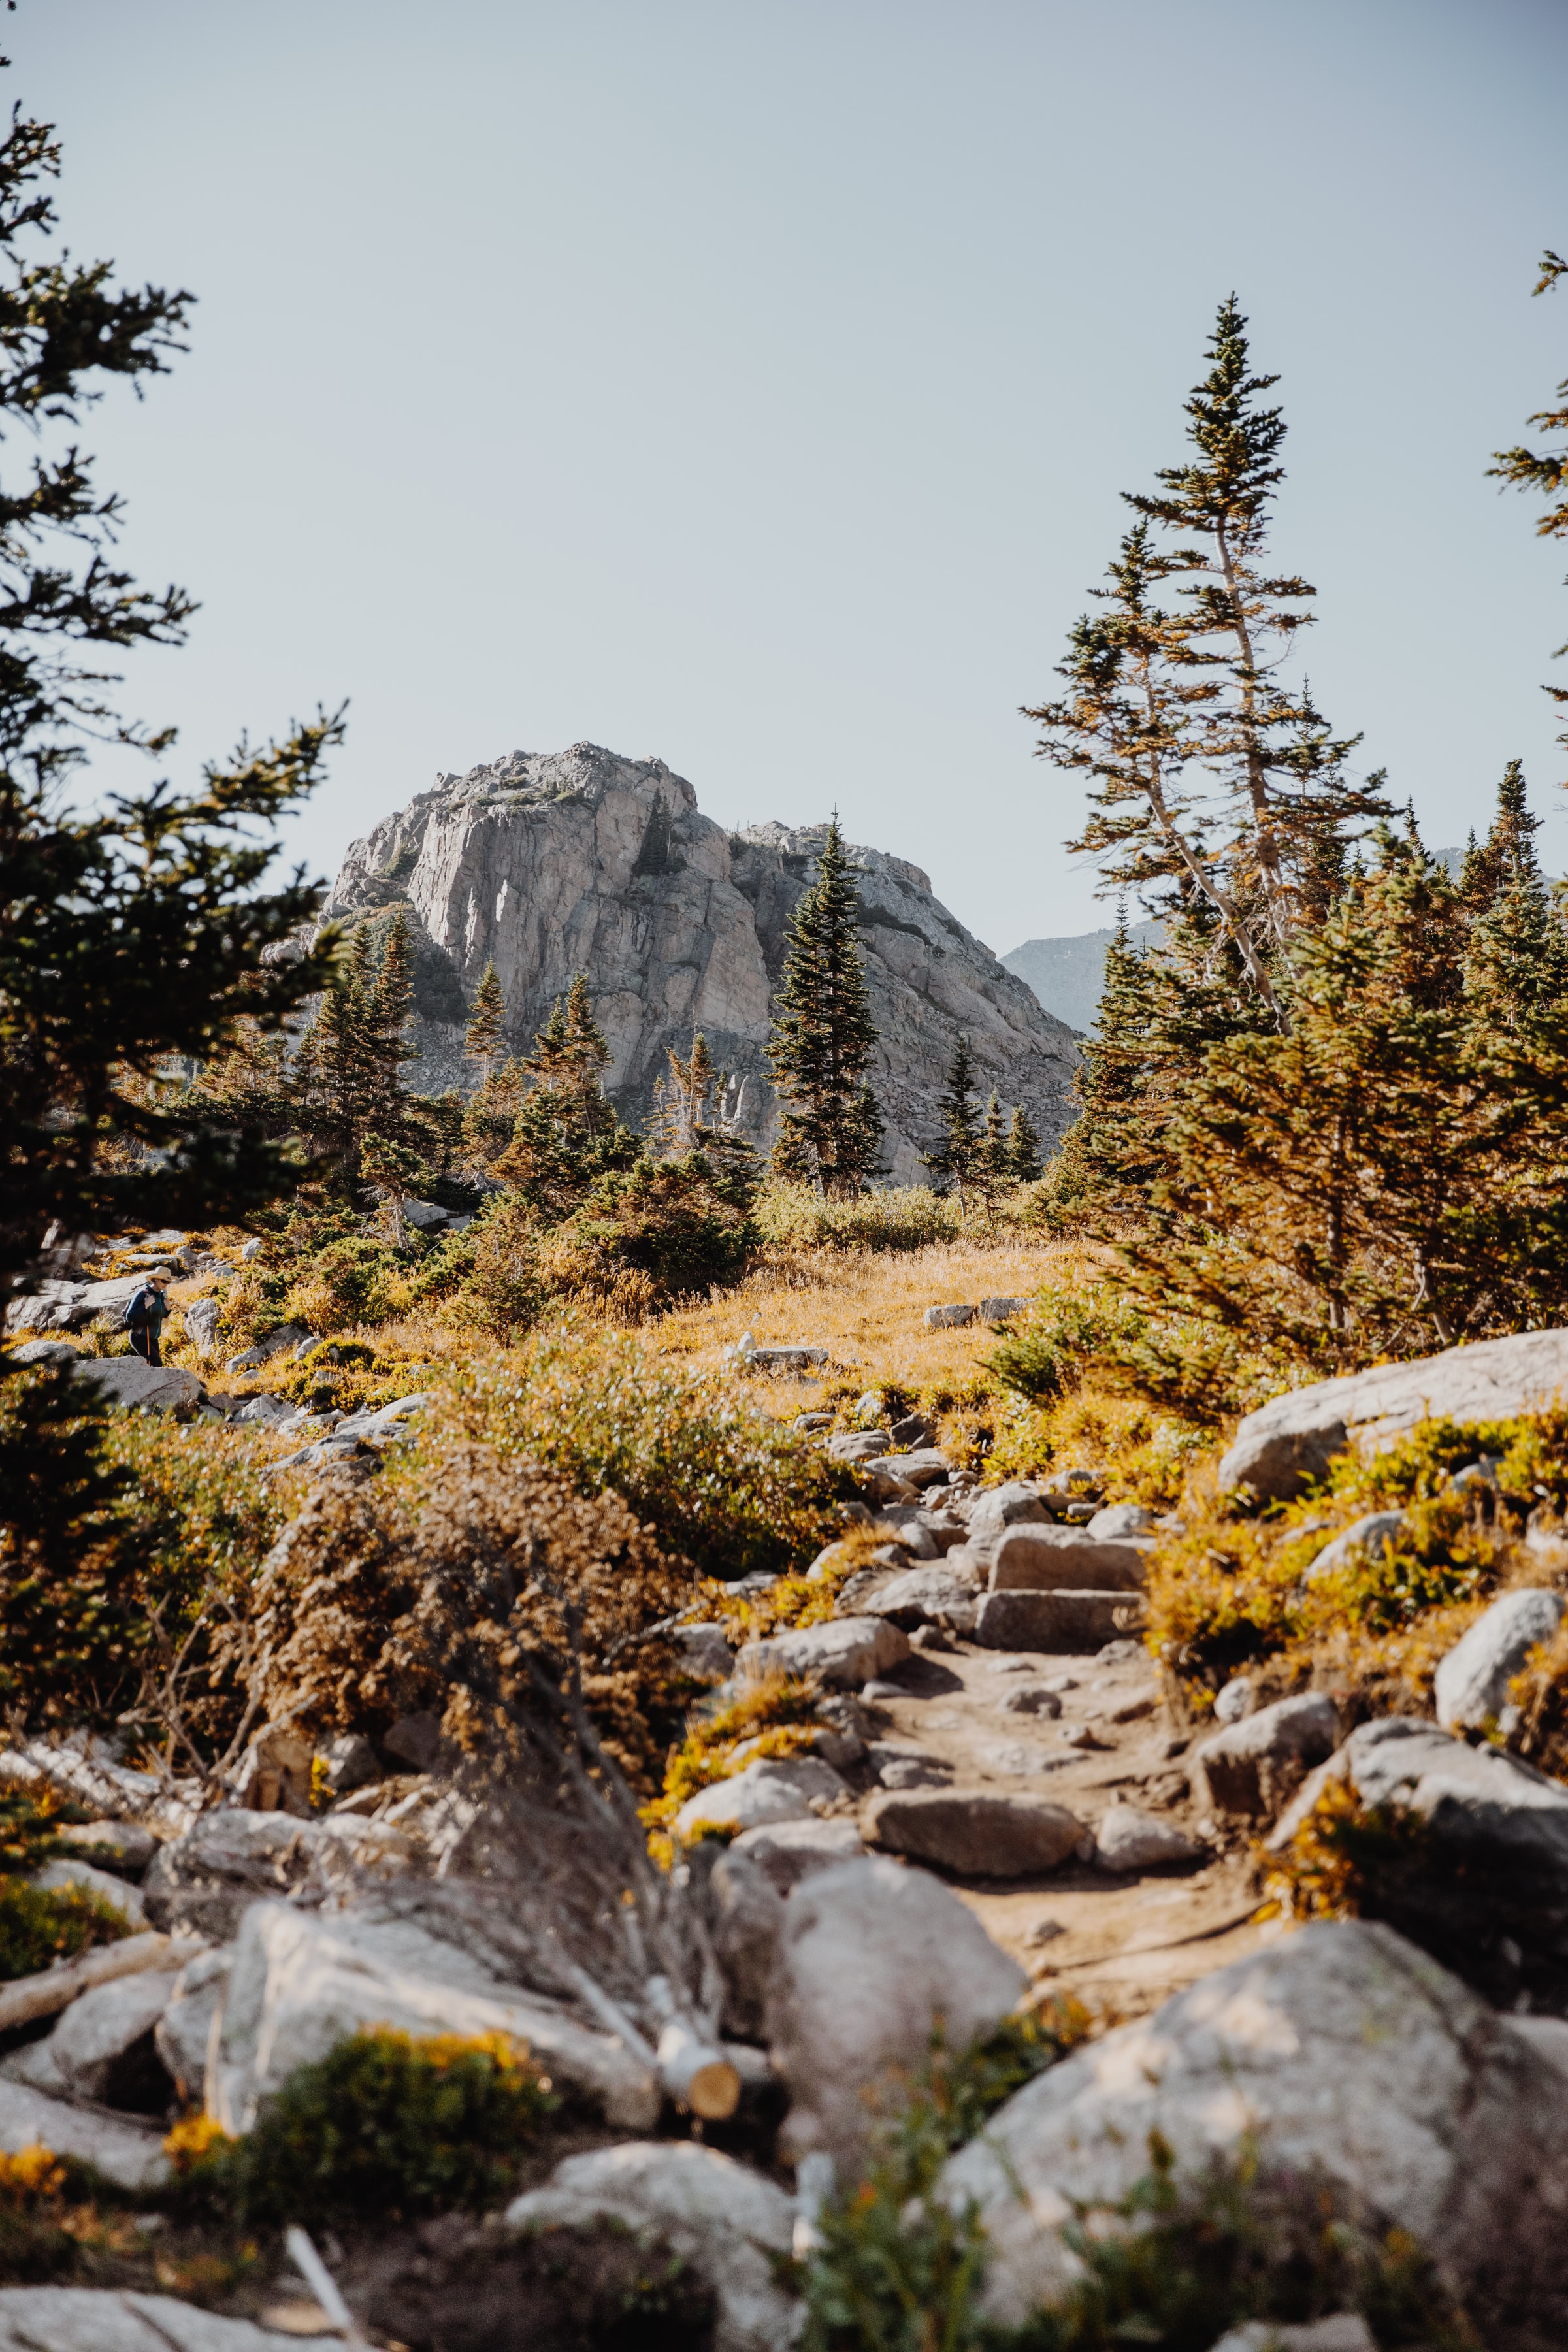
321;744;1077;1183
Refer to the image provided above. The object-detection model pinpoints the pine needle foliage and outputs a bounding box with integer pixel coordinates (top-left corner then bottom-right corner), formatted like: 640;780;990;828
767;819;884;1196
923;1034;981;1205
464;958;510;1077
1488;248;1568;776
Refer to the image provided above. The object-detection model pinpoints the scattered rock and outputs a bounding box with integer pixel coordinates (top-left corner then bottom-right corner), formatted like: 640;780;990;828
506;2142;797;2352
142;1807;414;1941
1191;1693;1340;1820
1306;1510;1407;1581
229;1722;315;1815
155;1946;233;2104
384;1711;443;1771
975;1589;1145;1652
972;1738;1074;1779
987;1526;1151;1592
1000;1684;1062;1717
860;1564;977;1632
730;1817;866;1892
874;1448;951;1490
978;1296;1031;1322
870;1744;952;1789
707;1852;786;2040
674;1624;736;1683
766;1855;1025;2166
938;1919;1568;2335
232;1392;295;1428
31;1855;147;1928
7;1337;80;1364
966;1482;1052;1544
211;1901;660;2133
182;1295;224;1358
738;1615;911;1690
828;1430;892;1463
54;1820;157;1876
318;1732;382;1797
1092;1805;1202;1872
225;1324;309;1374
0;1741;195;1839
1085;1504;1156;1538
0;2289;314;2349
863;1788;1084;1878
1217;1423;1348;1504
46;1968;180;2106
1267;1716;1568;2006
329;1390;430;1445
889;1413;932;1448
1434;1588;1567;1733
1209;2323;1375;2352
1213;1677;1256;1724
924;1303;977;1329
0;2080;169;2193
673;1756;847;1839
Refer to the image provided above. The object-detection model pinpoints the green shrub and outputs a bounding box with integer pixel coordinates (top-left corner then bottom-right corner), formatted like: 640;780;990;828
282;1233;409;1332
800;2002;1090;2352
755;1181;962;1254
550;1151;758;1301
170;2028;557;2224
0;1877;131;1980
423;1320;853;1578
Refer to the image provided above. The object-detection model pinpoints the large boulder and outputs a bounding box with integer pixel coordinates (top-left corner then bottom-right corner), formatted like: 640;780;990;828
1218;1328;1568;1500
766;1855;1025;2168
987;1526;1151;1593
1093;1804;1202;1872
1190;1693;1341;1821
673;1755;847;1839
0;2290;314;2350
142;1807;414;1941
182;1295;224;1358
1267;1716;1568;2008
71;1356;204;1415
937;1920;1568;2337
1434;1589;1567;1733
859;1564;978;1631
0;1740;195;1839
706;1852;786;2041
863;1787;1084;1878
974;1589;1144;1652
738;1615;911;1690
44;1968;180;2106
209;1901;660;2133
965;1482;1053;1544
505;2142;797;2352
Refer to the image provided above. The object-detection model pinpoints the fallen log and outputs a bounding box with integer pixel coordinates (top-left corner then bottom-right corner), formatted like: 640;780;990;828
0;1930;204;2033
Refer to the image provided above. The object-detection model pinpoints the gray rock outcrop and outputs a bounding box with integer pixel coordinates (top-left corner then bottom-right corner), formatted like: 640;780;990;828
319;744;1079;1181
937;1919;1568;2335
1219;1328;1568;1499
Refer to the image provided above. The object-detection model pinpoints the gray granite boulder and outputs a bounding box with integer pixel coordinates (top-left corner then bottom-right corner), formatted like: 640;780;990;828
1191;1693;1341;1821
987;1525;1151;1592
863;1786;1084;1878
1433;1588;1566;1733
738;1614;910;1690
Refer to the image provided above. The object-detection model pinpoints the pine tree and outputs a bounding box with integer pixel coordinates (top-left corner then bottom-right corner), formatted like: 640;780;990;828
1463;761;1568;1025
970;1092;1013;1218
1005;1102;1043;1184
1030;303;1388;1037
1488;250;1568;776
924;1035;981;1207
1045;921;1166;1220
360;1132;431;1249
465;961;509;1079
652;1033;717;1154
495;975;639;1218
765;819;883;1196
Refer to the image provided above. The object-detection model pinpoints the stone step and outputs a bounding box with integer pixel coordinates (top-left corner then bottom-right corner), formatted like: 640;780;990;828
974;1588;1147;1652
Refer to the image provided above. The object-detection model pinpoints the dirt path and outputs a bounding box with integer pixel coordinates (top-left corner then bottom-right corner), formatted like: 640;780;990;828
857;1637;1275;2016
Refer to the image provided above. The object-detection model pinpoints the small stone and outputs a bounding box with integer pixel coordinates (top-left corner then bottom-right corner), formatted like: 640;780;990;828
1434;1588;1567;1733
1024;1916;1066;1947
674;1756;847;1839
1213;1676;1256;1723
924;1303;977;1330
1085;1504;1156;1538
1192;1693;1340;1821
1000;1686;1063;1717
864;1788;1085;1878
1092;1804;1201;1872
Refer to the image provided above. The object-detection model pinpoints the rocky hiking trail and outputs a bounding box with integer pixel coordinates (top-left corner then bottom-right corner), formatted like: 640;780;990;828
0;1330;1567;2345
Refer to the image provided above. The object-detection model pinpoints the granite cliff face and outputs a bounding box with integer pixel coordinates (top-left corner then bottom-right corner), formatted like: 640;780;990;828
321;744;1078;1184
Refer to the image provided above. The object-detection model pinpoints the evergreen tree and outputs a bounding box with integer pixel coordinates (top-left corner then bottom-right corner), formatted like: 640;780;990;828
1005;1102;1043;1184
495;976;639;1219
360;1131;431;1249
924;1034;981;1207
1045;921;1166;1220
1030;302;1387;1036
1488;250;1568;776
1463;761;1568;1025
465;960;509;1079
766;819;883;1196
0;73;343;1304
651;1032;717;1154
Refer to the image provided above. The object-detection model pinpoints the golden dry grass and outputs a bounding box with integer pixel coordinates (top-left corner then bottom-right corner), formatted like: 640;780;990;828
645;1235;1092;1409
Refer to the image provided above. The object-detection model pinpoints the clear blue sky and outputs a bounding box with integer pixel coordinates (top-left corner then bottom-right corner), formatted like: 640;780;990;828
22;0;1568;956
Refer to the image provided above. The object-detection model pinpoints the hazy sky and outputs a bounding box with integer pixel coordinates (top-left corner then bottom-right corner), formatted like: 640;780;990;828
20;0;1568;955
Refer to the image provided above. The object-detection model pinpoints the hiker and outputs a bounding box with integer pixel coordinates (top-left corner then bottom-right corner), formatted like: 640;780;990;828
125;1268;172;1367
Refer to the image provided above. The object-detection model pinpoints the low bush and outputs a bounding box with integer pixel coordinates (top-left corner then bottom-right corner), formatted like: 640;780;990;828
0;1878;131;1980
543;1152;759;1309
423;1321;853;1580
646;1673;826;1839
231;1444;695;1795
168;2028;557;2224
755;1181;963;1256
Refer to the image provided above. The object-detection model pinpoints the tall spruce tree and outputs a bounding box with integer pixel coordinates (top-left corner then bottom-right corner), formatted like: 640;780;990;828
766;819;883;1196
465;960;509;1079
1488;250;1568;776
924;1034;981;1206
1463;761;1568;1024
1030;302;1386;1035
495;975;639;1218
1005;1101;1043;1183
